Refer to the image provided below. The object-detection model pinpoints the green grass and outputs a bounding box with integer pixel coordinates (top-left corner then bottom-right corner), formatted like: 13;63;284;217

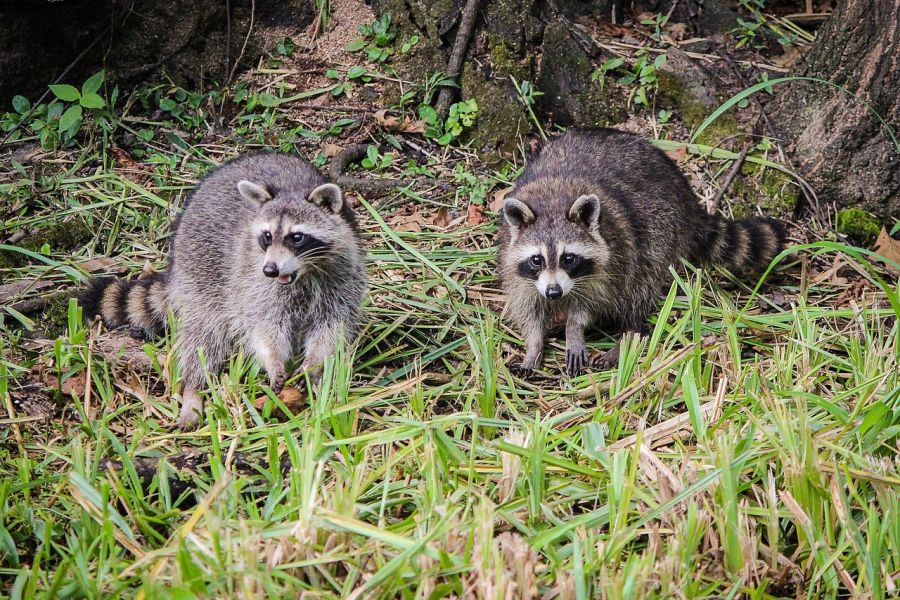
1;56;899;599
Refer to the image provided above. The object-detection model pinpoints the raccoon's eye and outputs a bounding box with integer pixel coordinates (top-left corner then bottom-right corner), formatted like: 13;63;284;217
561;253;579;267
289;232;305;245
529;255;543;268
259;231;272;250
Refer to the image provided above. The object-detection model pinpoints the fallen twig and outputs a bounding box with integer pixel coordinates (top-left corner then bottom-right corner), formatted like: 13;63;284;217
708;142;752;214
435;0;481;117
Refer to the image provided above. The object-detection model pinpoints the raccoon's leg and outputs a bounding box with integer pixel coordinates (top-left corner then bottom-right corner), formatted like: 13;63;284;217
300;323;339;381
250;328;289;392
591;313;647;371
509;319;546;376
174;325;227;430
564;309;591;376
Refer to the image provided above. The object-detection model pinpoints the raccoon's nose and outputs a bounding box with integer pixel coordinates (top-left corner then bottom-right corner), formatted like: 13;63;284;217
263;262;280;278
546;284;563;299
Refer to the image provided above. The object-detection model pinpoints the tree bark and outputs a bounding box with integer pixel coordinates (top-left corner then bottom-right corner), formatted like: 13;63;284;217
771;0;900;219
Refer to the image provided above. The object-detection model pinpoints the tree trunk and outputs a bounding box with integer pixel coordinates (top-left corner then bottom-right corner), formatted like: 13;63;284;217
772;0;900;220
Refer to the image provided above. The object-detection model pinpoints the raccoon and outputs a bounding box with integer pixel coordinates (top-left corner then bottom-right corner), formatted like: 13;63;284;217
80;153;366;429
497;128;785;376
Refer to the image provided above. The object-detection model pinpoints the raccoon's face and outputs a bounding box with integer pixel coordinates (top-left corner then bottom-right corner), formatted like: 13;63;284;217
502;194;609;301
240;181;346;285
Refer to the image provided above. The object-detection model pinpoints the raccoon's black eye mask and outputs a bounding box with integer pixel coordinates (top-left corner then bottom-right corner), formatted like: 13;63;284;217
287;233;329;257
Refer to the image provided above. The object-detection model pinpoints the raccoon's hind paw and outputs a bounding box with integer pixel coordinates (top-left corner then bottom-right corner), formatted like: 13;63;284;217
507;362;536;378
128;325;150;341
565;348;588;376
590;346;621;371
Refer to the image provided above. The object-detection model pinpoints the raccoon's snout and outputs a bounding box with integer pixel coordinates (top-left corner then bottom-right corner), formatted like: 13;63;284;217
545;284;563;300
263;262;279;278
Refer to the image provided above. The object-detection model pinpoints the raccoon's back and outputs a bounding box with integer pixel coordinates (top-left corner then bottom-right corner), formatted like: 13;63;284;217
521;129;699;215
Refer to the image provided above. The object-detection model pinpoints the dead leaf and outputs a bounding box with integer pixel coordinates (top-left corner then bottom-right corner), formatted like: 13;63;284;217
397;118;426;134
666;22;688;40
389;204;427;232
80;256;121;274
374;109;400;128
489;186;515;212
665;145;687;163
431;206;451;227
323;143;344;157
873;227;900;273
253;386;307;418
812;255;849;286
61;371;87;396
466;204;487;226
601;23;631;37
375;109;426;134
111;145;140;170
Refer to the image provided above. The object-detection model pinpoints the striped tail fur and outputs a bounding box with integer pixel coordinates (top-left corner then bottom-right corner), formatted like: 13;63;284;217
79;273;168;337
698;216;786;273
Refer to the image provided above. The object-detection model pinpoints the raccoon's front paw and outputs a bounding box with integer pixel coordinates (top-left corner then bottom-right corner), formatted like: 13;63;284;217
269;371;286;393
565;348;588;376
591;346;621;371
507;362;535;378
174;390;203;431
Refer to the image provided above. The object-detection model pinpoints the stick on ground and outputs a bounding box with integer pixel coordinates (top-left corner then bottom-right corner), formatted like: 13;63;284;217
434;0;481;117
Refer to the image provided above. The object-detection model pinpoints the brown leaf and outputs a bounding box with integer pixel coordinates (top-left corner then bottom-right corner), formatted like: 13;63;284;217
322;143;344;157
665;145;687;163
666;22;688;40
466;204;487;226
601;23;631;37
389;204;427;232
430;206;451;227
874;227;900;273
253;386;307;417
111;145;139;170
79;256;121;274
489;186;515;212
397;118;426;134
375;109;426;134
61;371;87;396
812;255;849;286
374;109;400;128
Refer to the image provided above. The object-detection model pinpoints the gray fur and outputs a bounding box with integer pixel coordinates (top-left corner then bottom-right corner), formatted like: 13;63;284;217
497;128;785;376
83;152;366;428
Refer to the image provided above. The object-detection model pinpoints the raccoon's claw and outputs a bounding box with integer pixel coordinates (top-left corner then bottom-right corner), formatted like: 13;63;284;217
591;346;621;371
269;373;286;393
565;348;588;376
508;362;535;378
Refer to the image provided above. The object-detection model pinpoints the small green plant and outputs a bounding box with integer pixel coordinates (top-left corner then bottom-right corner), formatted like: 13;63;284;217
418;99;478;145
401;35;420;54
511;77;546;140
360;145;394;171
640;12;669;40
591;57;625;91
594;51;667;109
346;14;397;62
2;70;111;149
275;37;297;57
732;0;805;48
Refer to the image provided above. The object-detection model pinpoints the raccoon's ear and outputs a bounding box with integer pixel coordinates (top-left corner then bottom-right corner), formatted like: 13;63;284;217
503;197;535;231
308;183;343;213
237;180;273;205
568;194;601;230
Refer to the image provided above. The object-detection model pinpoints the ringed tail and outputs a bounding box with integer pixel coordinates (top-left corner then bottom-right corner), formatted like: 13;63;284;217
79;274;168;336
699;215;786;273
